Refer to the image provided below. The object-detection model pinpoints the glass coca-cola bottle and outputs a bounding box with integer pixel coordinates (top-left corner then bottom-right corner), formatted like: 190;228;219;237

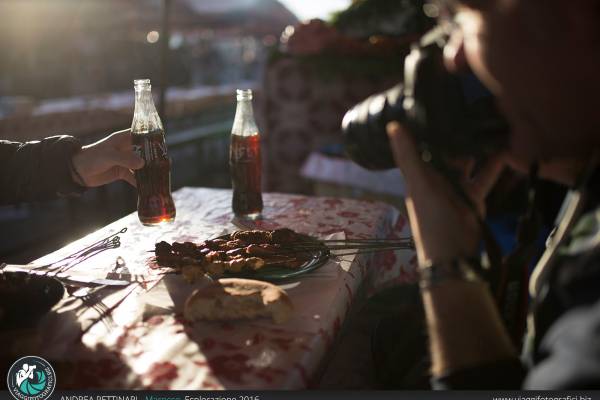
230;89;263;219
131;79;176;226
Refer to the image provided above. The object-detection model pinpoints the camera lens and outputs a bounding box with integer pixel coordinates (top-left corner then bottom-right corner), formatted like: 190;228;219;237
342;84;405;170
341;30;509;171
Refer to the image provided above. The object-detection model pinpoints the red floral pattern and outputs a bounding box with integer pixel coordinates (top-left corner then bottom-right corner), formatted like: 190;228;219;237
31;187;415;389
260;57;401;194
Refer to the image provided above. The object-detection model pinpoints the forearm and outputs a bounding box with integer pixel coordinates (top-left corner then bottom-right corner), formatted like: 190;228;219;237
404;192;517;375
422;278;517;377
385;122;521;385
0;136;84;205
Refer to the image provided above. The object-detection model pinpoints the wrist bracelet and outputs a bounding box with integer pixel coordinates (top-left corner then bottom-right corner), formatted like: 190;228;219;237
419;258;483;290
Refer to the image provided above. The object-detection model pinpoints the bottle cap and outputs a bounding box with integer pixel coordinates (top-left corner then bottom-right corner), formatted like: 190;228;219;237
134;79;151;89
236;89;253;101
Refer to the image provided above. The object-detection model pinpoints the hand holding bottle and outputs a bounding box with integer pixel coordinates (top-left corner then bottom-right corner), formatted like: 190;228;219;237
71;129;144;187
130;79;176;226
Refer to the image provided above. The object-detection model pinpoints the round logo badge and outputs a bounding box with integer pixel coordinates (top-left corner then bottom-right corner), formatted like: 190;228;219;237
7;356;56;400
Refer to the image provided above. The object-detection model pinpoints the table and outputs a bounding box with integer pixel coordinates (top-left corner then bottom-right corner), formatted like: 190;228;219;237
15;188;417;389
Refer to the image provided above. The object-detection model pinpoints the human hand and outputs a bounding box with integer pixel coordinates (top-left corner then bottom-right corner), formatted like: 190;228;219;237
386;122;506;265
71;129;144;188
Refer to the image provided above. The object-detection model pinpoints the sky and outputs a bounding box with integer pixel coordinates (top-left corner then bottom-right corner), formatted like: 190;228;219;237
278;0;353;21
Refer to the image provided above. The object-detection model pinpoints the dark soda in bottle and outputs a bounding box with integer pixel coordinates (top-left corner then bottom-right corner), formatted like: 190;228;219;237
131;79;176;226
230;89;263;219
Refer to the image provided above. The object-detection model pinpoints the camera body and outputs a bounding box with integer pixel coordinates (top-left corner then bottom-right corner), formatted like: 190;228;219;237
342;26;509;170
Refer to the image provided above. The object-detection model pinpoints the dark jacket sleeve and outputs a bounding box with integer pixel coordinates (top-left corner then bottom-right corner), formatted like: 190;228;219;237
524;299;600;389
0;135;85;205
434;252;600;390
432;358;527;389
432;302;600;390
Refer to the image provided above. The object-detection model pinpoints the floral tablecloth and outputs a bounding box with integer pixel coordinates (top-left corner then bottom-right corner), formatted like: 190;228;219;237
21;187;416;389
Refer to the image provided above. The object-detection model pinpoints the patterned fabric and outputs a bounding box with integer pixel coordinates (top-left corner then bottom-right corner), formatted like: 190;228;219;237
24;187;416;389
260;57;401;194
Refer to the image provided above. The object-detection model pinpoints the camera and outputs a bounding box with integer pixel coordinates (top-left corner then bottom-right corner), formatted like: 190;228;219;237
342;26;509;170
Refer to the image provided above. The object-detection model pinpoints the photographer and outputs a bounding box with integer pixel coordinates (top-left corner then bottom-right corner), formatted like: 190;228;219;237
385;0;599;389
332;0;600;389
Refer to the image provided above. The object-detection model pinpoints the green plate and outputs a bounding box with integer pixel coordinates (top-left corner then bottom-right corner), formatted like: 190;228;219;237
216;233;331;282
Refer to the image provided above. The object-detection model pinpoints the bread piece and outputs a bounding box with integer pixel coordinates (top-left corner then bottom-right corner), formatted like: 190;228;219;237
183;278;293;324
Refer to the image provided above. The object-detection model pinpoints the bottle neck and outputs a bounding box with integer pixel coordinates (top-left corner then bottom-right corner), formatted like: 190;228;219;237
132;88;163;133
232;99;258;137
235;99;255;119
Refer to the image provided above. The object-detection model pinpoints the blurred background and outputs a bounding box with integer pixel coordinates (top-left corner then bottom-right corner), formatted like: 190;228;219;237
0;0;438;263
